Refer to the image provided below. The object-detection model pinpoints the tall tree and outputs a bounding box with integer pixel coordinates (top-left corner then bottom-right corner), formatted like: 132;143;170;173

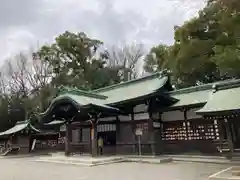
105;43;145;81
145;0;240;88
38;31;121;90
2;50;54;124
144;44;170;73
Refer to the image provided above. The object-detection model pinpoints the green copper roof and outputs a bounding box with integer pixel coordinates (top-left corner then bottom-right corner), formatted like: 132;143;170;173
168;79;240;108
58;86;107;99
54;93;106;106
93;72;169;104
44;120;66;126
197;83;240;114
169;84;213;107
0;120;40;136
80;103;120;115
40;72;169;117
40;93;106;116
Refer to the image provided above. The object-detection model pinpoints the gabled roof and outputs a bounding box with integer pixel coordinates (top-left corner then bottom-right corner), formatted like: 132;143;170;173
168;84;213;108
168;78;240;108
40;72;170;117
0;120;40;136
40;88;107;116
197;79;240;115
93;72;169;104
58;86;107;99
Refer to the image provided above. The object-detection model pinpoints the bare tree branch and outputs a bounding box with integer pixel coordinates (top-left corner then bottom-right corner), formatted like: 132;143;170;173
106;43;145;81
4;50;52;97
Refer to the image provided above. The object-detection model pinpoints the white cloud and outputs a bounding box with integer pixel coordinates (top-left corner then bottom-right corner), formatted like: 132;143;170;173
0;0;206;65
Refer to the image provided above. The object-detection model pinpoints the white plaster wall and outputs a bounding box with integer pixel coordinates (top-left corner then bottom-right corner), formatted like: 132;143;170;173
187;107;203;119
119;113;150;121
134;104;148;113
98;116;116;122
161;110;184;121
119;115;131;121
134;113;149;120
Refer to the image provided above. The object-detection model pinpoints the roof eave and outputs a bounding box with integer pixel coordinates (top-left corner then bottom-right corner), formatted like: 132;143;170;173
93;72;166;93
196;108;240;116
161;102;206;112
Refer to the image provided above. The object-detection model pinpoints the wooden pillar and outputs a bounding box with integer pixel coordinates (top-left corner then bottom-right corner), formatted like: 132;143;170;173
65;123;71;156
183;109;189;140
116;116;121;154
153;112;163;155
28;136;33;153
148;111;156;156
130;111;136;154
116;116;121;141
218;119;224;151
224;118;234;158
90;118;98;157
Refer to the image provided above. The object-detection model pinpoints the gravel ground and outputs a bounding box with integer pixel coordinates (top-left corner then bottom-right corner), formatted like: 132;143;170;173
0;157;229;180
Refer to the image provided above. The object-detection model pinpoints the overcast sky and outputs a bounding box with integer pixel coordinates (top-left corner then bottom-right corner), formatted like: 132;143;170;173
0;0;205;65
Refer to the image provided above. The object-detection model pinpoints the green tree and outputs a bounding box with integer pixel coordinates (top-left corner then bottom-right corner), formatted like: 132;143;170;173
38;31;121;90
144;44;170;73
145;0;240;88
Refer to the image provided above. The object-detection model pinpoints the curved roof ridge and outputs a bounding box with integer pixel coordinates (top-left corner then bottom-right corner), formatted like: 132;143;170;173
169;78;240;95
169;84;213;95
215;79;240;91
93;72;165;93
58;86;107;99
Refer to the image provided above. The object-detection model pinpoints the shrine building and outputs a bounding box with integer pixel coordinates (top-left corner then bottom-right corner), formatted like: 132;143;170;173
2;71;240;157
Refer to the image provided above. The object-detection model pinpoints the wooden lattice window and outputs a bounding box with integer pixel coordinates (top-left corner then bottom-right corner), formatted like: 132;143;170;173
97;124;116;132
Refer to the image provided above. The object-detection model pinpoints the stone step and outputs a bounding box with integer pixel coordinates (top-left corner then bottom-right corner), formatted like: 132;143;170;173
36;156;125;166
125;157;172;164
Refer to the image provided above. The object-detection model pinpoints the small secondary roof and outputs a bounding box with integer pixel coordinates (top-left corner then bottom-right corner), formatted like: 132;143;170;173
0;120;40;136
169;85;212;108
197;80;240;115
168;79;240;108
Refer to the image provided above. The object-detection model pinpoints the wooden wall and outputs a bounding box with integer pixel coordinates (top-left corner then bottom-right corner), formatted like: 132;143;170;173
160;107;221;154
66;104;223;155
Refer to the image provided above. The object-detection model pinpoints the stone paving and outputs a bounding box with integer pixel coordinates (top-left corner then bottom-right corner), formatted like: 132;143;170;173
0;157;230;180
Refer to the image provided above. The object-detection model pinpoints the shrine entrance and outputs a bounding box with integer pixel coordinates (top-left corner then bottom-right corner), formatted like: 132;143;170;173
97;124;117;155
